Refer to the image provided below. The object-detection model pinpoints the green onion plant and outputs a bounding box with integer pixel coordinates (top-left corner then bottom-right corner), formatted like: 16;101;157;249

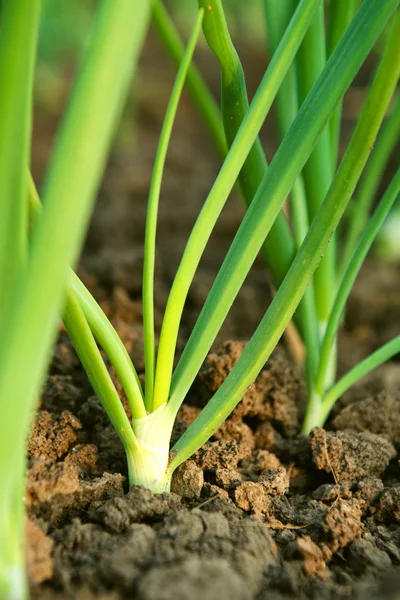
1;1;399;598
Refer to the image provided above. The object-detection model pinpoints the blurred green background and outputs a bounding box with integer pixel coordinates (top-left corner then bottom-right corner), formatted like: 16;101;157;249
35;0;399;258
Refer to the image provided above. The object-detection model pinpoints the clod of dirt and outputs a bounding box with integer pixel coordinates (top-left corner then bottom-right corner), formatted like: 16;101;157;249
27;458;124;526
268;492;363;561
312;484;348;503
201;482;230;501
375;488;400;523
52;519;156;591
155;508;277;593
64;444;99;473
195;439;251;470
26;518;54;584
295;535;327;577
259;468;289;496
27;459;80;506
254;422;311;466
28;410;82;461
239;449;285;483
191;342;304;436
268;494;324;529
50;490;277;598
77;396;127;475
215;467;243;490
32;587;120;600
254;421;282;450
233;467;289;515
333;392;400;445
310;428;396;485
234;482;271;514
136;557;252;600
245;449;282;472
78;473;125;512
320;499;363;557
213;419;256;450
171;460;204;498
90;486;182;533
353;478;384;512
347;536;392;576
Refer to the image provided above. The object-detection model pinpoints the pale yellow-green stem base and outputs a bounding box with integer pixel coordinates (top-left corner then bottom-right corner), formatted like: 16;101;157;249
301;389;323;436
128;402;174;493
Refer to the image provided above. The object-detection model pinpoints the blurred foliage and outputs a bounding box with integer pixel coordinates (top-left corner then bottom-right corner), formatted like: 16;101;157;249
35;0;264;121
165;0;265;44
38;0;96;63
36;0;139;151
37;0;264;69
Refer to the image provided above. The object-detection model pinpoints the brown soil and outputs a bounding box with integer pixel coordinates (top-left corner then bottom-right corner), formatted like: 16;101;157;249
27;277;400;600
27;31;400;600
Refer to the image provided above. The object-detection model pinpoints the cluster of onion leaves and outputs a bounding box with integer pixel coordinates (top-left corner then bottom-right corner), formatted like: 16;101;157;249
0;1;399;598
154;0;400;442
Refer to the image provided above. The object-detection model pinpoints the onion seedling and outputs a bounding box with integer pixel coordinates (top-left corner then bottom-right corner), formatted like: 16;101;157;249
30;0;400;492
1;2;400;598
31;0;400;490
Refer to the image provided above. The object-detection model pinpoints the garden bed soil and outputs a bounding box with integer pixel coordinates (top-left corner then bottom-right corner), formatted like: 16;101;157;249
27;257;400;600
28;34;400;600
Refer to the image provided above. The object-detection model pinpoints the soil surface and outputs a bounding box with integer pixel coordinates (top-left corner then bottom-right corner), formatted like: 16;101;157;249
27;260;400;600
28;30;400;600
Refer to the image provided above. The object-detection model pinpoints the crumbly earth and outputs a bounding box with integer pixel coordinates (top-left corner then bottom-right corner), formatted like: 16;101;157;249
27;285;400;600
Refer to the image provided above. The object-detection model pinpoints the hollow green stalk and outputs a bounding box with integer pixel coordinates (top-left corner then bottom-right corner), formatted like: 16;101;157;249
154;0;306;360
263;0;309;248
63;289;139;450
342;92;400;273
263;0;319;386
168;2;400;473
152;0;322;412
0;3;151;597
296;3;336;350
168;0;399;418
327;0;358;168
69;272;146;418
154;0;307;357
0;3;41;597
316;167;400;400
200;0;296;289
302;7;400;433
152;1;227;156
295;2;337;389
144;9;204;411
263;1;297;137
0;0;40;338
